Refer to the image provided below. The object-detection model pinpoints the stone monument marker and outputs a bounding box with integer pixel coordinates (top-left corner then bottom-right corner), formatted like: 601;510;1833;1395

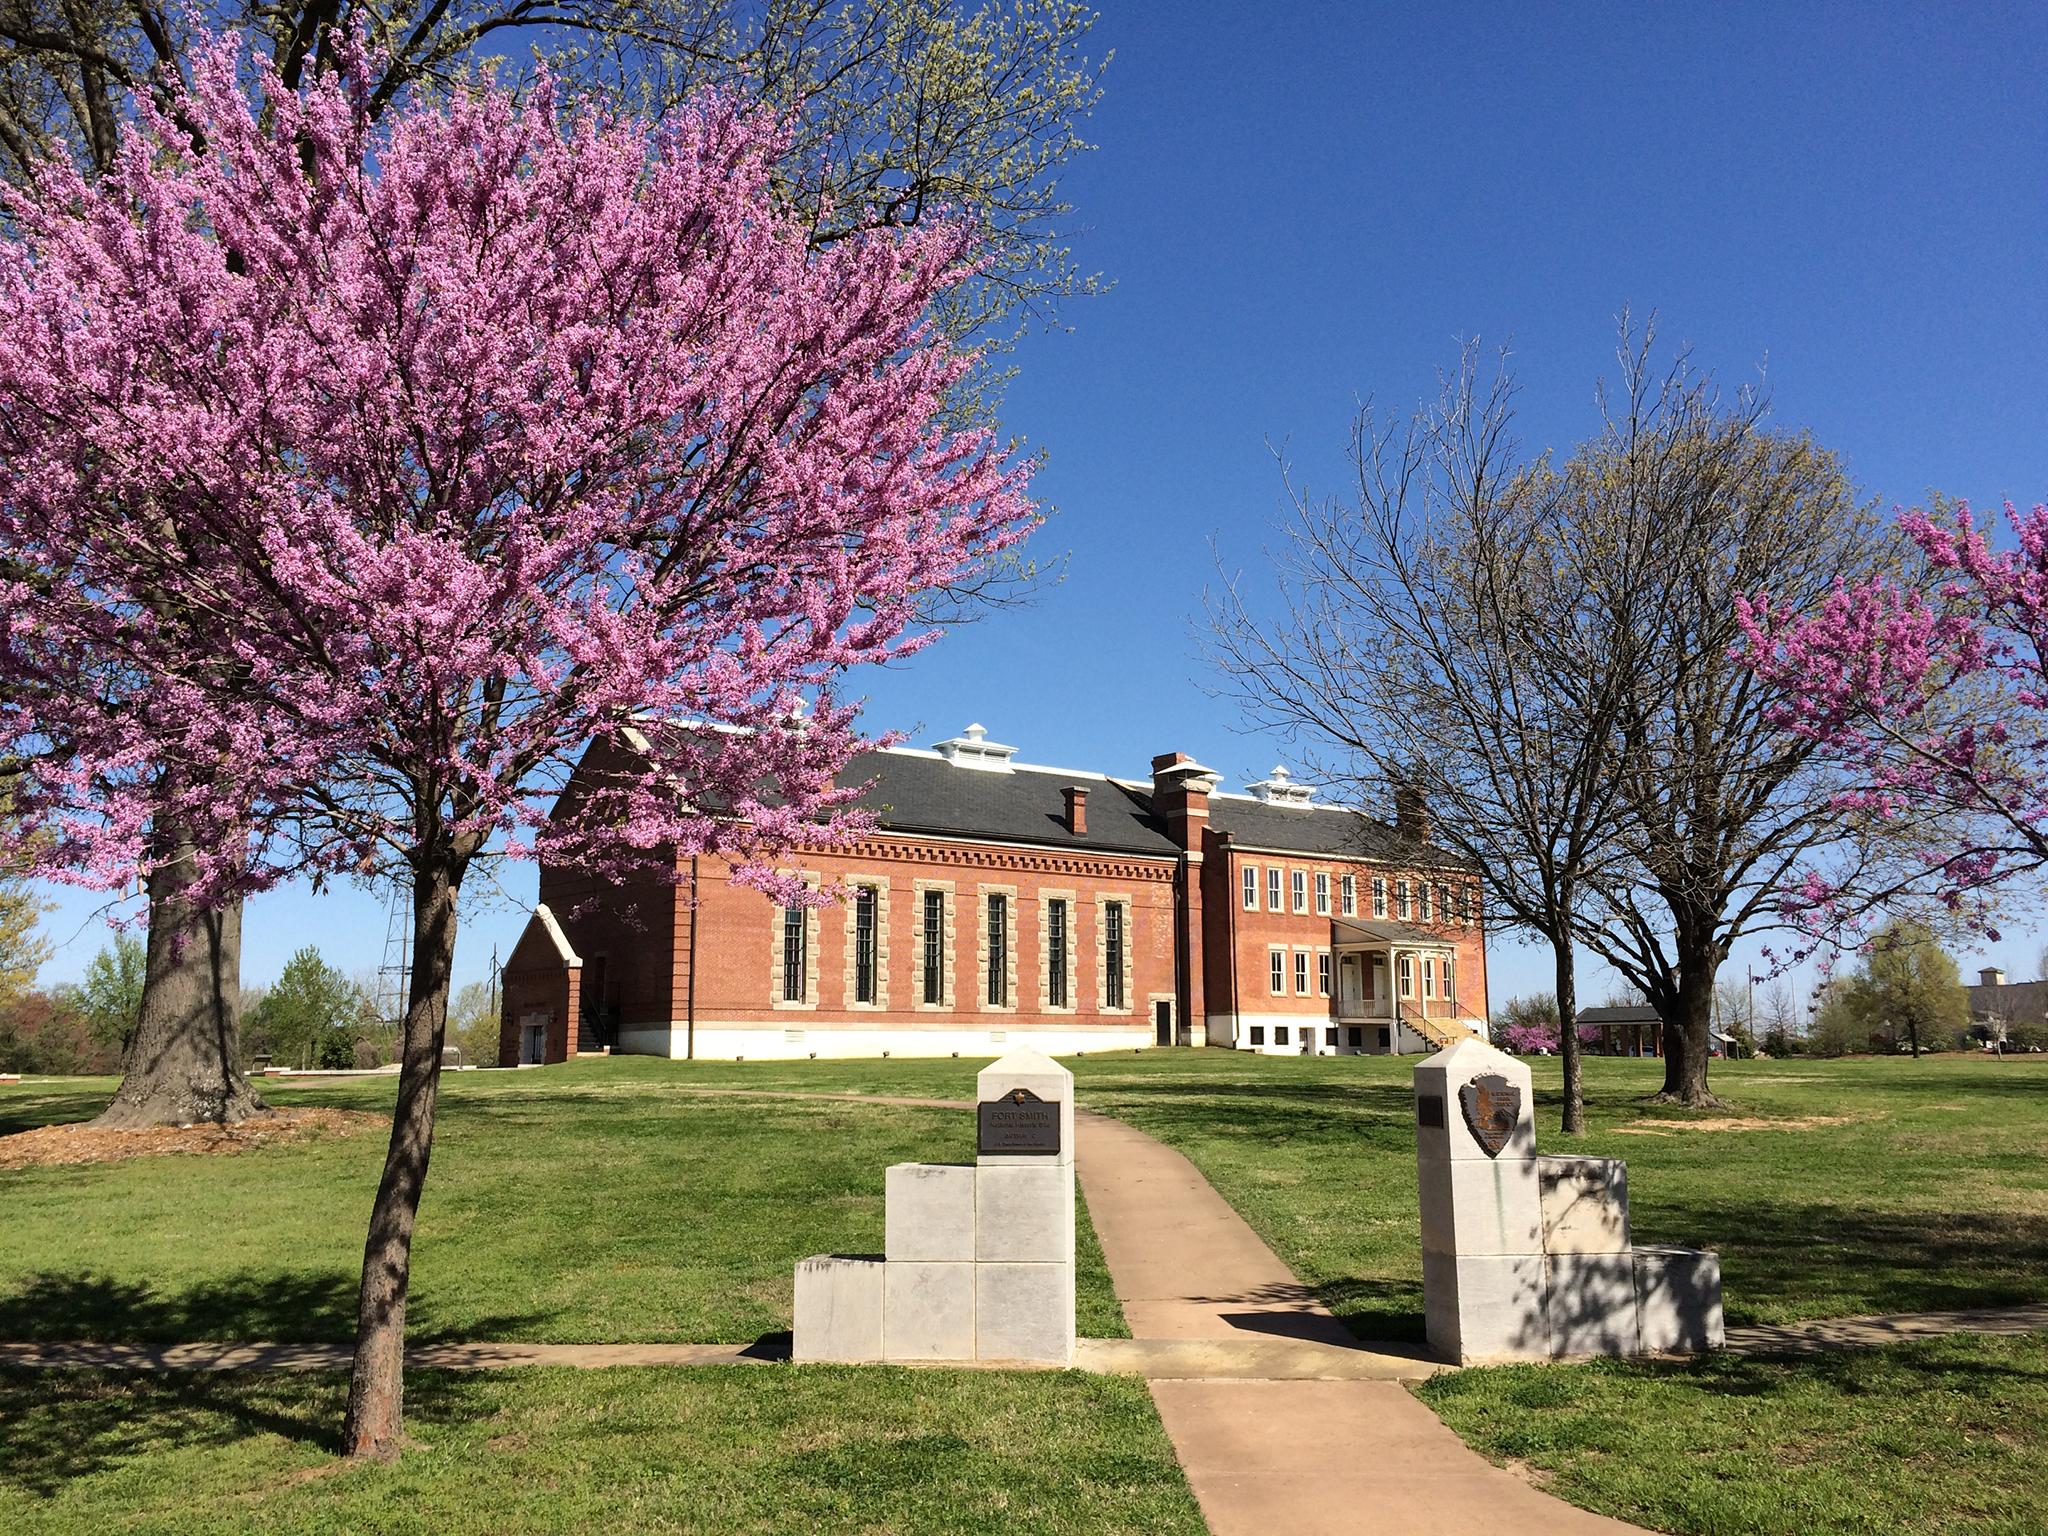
794;1045;1076;1366
1414;1035;1724;1363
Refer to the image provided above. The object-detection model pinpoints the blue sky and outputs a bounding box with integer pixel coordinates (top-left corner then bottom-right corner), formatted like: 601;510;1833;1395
29;2;2048;1015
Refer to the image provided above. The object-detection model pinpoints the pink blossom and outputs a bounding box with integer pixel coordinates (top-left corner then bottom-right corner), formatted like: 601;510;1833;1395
0;36;1036;908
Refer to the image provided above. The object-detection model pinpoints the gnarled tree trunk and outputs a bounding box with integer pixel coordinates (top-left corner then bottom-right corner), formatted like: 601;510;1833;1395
344;854;462;1460
92;815;266;1128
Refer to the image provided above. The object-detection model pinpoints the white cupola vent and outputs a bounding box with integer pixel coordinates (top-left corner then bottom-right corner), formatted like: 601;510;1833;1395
932;722;1019;773
1244;764;1316;806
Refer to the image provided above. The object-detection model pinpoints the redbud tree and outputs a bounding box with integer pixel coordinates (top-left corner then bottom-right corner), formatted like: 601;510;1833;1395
0;40;1033;1457
1739;502;2048;938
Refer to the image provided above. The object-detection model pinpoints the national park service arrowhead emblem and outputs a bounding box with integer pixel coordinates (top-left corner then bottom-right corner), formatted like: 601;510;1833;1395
1459;1072;1520;1157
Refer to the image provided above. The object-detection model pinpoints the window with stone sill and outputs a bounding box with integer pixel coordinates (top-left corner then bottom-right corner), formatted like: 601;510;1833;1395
1268;948;1285;995
1418;883;1432;923
1423;957;1435;999
1047;897;1070;1009
1372;877;1386;919
1315;872;1330;915
1399;953;1413;996
1291;869;1307;913
852;885;879;1005
781;904;806;1002
1437;883;1453;925
1243;865;1258;910
1341;874;1356;916
986;892;1010;1007
1293;950;1308;995
1317;951;1331;996
1102;900;1126;1011
1396;880;1411;920
1267;867;1282;911
920;887;948;1007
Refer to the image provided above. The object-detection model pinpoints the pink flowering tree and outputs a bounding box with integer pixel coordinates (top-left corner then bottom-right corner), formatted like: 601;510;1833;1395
1739;501;2048;942
0;39;1032;1458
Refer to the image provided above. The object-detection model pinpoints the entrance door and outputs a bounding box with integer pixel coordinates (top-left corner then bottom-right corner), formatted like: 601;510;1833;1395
1154;999;1174;1047
520;1013;547;1064
1339;954;1364;1014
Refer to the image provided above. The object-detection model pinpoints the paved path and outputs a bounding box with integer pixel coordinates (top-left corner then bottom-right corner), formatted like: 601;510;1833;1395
1072;1108;1645;1535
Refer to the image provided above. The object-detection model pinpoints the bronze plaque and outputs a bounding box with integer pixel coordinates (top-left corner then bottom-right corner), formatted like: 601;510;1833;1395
1459;1073;1520;1157
977;1087;1060;1155
1416;1093;1446;1130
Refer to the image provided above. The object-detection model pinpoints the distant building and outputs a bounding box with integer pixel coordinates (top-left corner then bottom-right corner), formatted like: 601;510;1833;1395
1574;1003;1663;1057
1966;967;2048;1041
499;724;1492;1063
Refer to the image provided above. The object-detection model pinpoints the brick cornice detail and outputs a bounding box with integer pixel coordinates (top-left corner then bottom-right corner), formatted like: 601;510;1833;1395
844;835;1173;884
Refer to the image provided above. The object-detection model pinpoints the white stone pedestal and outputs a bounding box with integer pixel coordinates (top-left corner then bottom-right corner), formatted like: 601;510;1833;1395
793;1046;1077;1366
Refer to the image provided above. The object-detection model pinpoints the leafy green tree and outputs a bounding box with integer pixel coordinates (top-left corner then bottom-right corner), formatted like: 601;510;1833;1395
0;872;47;1012
256;947;362;1070
74;931;146;1061
1846;920;1968;1057
446;980;500;1068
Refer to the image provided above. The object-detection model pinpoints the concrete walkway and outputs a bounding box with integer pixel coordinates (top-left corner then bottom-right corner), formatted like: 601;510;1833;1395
1073;1109;1647;1536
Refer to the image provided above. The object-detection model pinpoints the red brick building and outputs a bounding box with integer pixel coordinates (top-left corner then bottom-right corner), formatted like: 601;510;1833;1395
500;725;1489;1064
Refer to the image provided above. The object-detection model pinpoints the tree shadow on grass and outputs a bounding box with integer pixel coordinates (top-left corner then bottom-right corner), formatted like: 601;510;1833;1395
0;1364;480;1497
0;1089;116;1136
1635;1197;2048;1323
0;1271;549;1348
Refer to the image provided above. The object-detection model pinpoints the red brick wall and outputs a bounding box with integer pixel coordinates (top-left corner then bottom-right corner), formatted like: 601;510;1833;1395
536;866;680;1032
685;835;1177;1035
499;910;582;1065
1215;845;1489;1022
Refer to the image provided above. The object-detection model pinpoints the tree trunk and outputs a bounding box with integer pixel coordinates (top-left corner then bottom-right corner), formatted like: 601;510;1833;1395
1654;959;1723;1108
343;856;462;1461
1553;938;1585;1136
1908;1020;1921;1059
92;816;266;1128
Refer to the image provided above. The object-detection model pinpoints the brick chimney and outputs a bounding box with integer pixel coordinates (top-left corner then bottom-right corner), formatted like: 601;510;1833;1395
1151;752;1222;1052
1063;785;1089;836
1394;783;1432;844
1151;752;1219;848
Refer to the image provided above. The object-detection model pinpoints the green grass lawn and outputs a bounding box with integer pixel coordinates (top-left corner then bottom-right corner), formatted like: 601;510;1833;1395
6;1049;2048;1535
0;1063;1126;1345
1061;1050;2048;1341
0;1364;1204;1536
5;1051;2044;1346
1419;1330;2048;1536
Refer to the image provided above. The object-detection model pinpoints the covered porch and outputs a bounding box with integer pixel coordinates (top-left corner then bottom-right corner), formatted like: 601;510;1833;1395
1329;917;1487;1055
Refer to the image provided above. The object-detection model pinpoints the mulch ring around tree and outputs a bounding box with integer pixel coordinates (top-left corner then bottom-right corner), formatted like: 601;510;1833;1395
0;1108;384;1170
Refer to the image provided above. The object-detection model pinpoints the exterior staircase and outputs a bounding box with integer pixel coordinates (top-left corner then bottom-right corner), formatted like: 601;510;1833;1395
1398;1001;1486;1052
